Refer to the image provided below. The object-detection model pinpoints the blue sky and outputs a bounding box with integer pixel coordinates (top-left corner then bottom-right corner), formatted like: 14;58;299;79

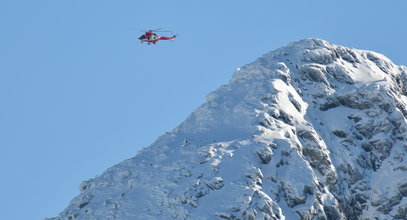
1;1;406;219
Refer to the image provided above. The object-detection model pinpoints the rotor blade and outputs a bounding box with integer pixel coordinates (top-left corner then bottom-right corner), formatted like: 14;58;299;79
132;28;163;32
134;28;176;34
129;27;150;33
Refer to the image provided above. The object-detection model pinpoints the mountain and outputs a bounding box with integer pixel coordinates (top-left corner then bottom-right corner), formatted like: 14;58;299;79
47;39;407;220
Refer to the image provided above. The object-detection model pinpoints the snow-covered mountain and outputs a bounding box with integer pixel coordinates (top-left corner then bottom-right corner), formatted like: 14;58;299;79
47;39;407;220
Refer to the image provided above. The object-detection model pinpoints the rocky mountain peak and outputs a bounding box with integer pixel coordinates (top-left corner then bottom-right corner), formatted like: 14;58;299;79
48;39;407;220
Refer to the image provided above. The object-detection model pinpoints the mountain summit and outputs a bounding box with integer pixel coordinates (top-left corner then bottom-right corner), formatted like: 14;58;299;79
48;39;407;220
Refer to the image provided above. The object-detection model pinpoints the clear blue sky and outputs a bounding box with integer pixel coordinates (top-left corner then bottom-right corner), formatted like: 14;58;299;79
1;1;406;219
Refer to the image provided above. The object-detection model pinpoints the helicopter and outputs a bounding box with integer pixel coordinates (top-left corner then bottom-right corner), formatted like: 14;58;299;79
138;29;177;45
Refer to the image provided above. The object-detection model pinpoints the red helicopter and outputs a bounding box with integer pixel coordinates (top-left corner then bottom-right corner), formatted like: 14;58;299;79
138;29;177;45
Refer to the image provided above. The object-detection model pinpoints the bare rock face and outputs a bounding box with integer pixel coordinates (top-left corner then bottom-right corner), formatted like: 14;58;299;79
47;39;407;220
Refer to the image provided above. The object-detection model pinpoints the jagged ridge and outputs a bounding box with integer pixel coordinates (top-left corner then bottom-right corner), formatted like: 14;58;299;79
48;39;407;220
